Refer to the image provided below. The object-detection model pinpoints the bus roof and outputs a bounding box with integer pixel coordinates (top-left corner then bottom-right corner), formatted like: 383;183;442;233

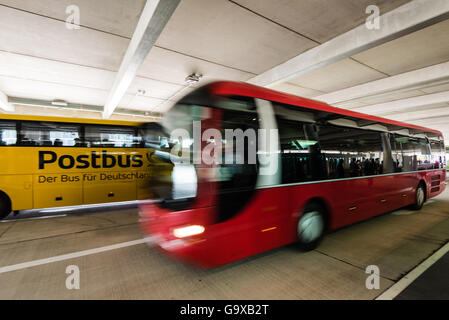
0;113;144;127
207;81;443;139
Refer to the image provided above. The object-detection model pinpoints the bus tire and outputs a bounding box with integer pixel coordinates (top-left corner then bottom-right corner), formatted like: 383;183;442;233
296;202;325;251
411;183;426;210
0;192;11;220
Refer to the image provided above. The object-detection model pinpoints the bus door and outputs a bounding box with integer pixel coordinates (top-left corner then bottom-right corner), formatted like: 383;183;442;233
252;99;286;252
209;101;258;260
211;98;284;259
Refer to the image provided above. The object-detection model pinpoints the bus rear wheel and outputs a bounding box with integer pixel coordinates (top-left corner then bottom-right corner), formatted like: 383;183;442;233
411;183;426;210
297;202;325;251
0;193;11;220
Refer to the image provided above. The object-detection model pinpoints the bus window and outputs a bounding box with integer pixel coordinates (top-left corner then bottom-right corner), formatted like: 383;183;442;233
390;134;403;172
392;135;432;171
441;145;449;169
415;138;432;170
154;103;208;210
139;122;168;149
217;107;258;223
393;135;419;172
319;125;384;178
276;116;324;183
0;121;17;146
430;138;445;169
20;121;81;147
85;125;138;148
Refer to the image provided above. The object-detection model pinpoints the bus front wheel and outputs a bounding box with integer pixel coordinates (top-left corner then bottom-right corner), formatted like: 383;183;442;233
0;193;11;220
296;202;325;251
411;183;426;210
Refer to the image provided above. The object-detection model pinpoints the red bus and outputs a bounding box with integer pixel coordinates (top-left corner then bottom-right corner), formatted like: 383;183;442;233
140;81;446;268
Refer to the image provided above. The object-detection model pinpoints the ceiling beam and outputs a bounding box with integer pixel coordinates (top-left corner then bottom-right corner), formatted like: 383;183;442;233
316;61;449;106
0;90;14;112
247;0;449;87
384;105;449;122
408;115;449;127
103;0;180;118
352;90;449;116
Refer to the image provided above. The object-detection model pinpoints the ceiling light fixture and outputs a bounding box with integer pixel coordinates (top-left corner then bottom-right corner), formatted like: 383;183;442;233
185;73;202;85
51;100;69;107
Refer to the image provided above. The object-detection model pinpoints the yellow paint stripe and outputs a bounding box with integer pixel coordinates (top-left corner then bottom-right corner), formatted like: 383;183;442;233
261;227;277;233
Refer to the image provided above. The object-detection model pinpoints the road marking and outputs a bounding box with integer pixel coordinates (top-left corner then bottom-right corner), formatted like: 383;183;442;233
0;238;149;274
0;214;68;223
376;241;449;300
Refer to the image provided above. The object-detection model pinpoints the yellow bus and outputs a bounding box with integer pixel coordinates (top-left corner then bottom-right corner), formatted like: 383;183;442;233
0;114;169;219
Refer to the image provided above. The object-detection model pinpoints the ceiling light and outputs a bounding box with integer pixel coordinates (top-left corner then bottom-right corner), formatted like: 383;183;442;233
185;73;202;85
51;100;68;107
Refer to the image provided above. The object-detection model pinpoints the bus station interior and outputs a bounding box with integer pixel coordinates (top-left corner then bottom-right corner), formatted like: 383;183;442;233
0;0;449;300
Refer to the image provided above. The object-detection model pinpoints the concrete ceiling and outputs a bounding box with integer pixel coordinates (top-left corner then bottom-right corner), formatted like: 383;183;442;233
0;0;448;140
231;0;410;43
287;58;387;93
352;18;449;76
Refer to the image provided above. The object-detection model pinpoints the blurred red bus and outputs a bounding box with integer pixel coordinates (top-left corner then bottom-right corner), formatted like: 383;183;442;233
140;81;446;267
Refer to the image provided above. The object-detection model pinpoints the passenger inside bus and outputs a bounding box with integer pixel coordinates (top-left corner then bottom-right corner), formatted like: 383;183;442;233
53;139;63;146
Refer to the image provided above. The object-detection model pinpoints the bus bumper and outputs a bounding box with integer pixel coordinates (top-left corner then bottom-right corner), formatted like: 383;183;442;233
139;203;218;267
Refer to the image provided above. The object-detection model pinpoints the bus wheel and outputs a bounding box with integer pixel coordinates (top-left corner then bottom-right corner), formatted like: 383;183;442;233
0;193;11;220
297;202;325;251
412;183;426;210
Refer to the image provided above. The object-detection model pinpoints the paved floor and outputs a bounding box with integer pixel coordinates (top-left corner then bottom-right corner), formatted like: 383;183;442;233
0;190;448;299
395;250;449;300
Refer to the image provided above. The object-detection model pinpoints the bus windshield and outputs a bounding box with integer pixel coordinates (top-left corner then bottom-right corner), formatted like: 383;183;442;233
149;104;203;207
162;104;201;201
152;97;260;219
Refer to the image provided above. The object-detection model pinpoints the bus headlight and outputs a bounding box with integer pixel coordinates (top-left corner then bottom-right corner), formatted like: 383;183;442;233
173;225;205;238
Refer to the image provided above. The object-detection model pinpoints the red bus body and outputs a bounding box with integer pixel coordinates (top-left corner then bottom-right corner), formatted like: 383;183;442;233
140;81;446;268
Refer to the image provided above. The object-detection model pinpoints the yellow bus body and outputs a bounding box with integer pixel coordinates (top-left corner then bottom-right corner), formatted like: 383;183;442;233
0;147;158;210
0;114;171;213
